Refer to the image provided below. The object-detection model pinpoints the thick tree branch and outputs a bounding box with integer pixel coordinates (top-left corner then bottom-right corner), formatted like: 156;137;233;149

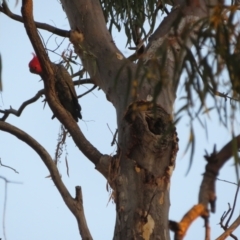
21;0;111;179
199;135;240;211
0;121;93;240
170;135;240;239
61;0;135;101
169;204;208;240
75;186;93;239
0;0;69;37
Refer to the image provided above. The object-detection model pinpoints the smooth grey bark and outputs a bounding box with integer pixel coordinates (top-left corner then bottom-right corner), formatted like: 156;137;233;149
60;0;218;239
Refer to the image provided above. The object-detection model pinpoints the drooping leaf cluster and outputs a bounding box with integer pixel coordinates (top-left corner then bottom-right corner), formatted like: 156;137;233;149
99;0;161;46
174;4;240;169
178;5;240;124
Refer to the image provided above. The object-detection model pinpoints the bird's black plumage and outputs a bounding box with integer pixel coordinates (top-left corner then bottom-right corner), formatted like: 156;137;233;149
53;64;82;121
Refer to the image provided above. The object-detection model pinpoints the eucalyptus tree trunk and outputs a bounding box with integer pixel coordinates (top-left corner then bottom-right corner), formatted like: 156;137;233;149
60;0;217;239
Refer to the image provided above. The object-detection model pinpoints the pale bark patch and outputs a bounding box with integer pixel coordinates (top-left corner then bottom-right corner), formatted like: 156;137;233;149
142;213;155;240
116;52;124;60
69;30;84;45
159;192;164;205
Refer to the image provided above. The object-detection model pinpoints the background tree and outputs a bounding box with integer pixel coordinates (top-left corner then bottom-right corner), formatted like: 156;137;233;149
0;0;240;240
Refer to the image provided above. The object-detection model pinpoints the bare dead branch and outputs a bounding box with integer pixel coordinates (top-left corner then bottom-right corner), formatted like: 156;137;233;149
225;181;240;228
195;136;240;239
220;203;232;229
0;158;19;173
219;204;238;240
0;121;93;239
216;215;240;240
0;89;44;121
199;135;240;212
217;178;238;186
0;0;69;38
218;181;240;240
75;186;93;240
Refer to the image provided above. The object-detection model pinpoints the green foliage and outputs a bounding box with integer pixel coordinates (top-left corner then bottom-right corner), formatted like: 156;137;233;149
178;5;240;125
99;0;159;45
174;5;240;170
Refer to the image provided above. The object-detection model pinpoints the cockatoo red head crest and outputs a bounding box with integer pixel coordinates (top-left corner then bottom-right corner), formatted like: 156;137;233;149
29;53;42;74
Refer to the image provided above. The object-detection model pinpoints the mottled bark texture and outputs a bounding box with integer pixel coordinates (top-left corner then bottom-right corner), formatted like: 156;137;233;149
60;0;217;239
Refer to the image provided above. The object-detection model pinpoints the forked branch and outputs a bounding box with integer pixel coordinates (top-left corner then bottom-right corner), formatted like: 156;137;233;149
0;121;93;240
216;215;240;240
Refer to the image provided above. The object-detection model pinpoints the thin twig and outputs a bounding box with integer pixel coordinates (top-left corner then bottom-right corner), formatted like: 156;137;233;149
111;129;118;146
107;124;119;147
0;176;22;240
216;178;238;186
0;89;44;121
0;158;19;173
225;180;240;227
65;156;70;177
220;203;232;228
218;181;240;239
216;215;240;240
0;0;69;37
78;85;97;98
